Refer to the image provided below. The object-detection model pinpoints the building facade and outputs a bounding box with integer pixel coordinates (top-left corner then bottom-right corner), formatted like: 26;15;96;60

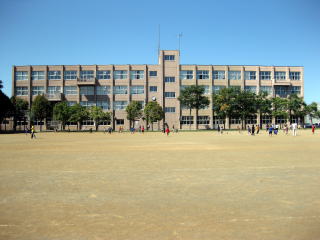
12;50;304;130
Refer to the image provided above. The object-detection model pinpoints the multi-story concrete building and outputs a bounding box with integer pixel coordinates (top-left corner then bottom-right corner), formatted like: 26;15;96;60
12;50;304;130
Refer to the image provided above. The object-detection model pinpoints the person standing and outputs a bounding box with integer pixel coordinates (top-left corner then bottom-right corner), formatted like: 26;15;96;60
251;124;255;135
291;123;297;136
256;125;260;134
312;124;315;135
141;125;145;134
31;125;36;139
268;125;273;136
165;127;170;136
247;125;251;135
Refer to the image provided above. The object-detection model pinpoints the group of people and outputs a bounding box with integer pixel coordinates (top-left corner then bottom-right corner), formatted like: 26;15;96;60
266;123;299;136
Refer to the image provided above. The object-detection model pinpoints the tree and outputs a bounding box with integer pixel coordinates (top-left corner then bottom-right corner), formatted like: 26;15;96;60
256;92;272;127
89;106;112;131
272;97;289;126
287;94;306;124
69;104;89;131
53;102;71;131
233;90;258;129
305;102;319;124
212;88;238;128
178;85;210;129
0;80;14;132
10;96;29;132
126;101;143;128
31;95;51;131
144;101;164;131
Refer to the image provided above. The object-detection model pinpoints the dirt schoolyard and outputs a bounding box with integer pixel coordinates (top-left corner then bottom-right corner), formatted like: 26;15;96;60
0;130;320;240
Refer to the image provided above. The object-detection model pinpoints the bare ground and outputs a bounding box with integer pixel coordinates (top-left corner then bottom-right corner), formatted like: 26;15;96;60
0;130;320;240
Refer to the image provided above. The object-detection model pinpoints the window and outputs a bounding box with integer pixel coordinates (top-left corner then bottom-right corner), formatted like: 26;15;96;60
180;116;194;125
291;86;301;94
114;101;128;110
244;71;256;80
136;101;145;108
200;85;210;94
96;101;110;110
213;116;225;125
289;72;300;80
244;86;257;93
33;120;44;126
149;71;157;77
165;92;175;98
130;70;144;80
15;71;28;81
275;71;286;80
116;119;124;125
47;86;61;96
114;70;128;79
165;107;175;113
213;85;226;94
230;118;241;124
64;86;78;95
228;71;241;80
246;116;257;124
213;71;225;80
130;85;144;94
32;86;45;95
67;101;77;106
16;87;28;96
99;120;111;125
80;101;96;108
48;71;61;80
262;115;272;124
164;55;175;60
275;116;286;124
260;86;272;95
275;86;289;97
82;119;94;125
260;71;271;80
80;86;94;95
96;86;110;95
97;71;111;80
149;86;157;92
180;70;193;80
165;77;175;83
32;71;45;80
80;70;94;80
197;116;210;124
113;85;128;94
64;71;77;80
197;70;209;80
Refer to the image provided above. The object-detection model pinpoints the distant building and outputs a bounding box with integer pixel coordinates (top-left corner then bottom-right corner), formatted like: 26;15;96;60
12;50;304;130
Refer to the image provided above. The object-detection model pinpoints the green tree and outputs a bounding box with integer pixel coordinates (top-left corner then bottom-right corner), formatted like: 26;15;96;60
69;104;89;131
272;97;289;125
10;96;29;132
89;106;112;131
144;101;164;131
256;92;272;127
212;88;238;128
287;94;306;124
53;102;71;131
0;81;14;132
178;85;210;129
233;90;258;129
126;101;143;128
31;95;51;131
305;102;319;124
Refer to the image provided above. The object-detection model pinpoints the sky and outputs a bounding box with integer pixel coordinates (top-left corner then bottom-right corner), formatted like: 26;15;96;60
0;0;319;103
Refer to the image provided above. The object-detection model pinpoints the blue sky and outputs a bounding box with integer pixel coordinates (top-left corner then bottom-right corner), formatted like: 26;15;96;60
0;0;319;103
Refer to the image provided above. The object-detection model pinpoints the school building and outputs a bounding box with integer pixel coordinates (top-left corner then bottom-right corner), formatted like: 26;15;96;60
12;50;304;130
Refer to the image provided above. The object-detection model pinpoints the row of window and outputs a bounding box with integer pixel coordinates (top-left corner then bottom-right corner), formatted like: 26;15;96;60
180;70;301;80
15;70;155;81
15;70;302;81
15;85;301;97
